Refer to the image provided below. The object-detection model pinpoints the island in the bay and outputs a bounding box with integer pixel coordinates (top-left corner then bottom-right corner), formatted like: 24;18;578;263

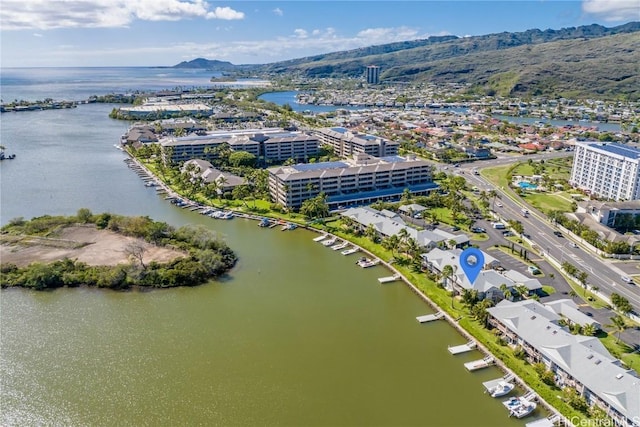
0;209;237;290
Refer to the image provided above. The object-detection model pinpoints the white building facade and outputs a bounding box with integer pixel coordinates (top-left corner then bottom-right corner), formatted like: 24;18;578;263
268;154;436;210
569;141;640;201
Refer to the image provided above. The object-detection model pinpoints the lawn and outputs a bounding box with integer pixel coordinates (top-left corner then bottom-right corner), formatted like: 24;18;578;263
520;191;575;213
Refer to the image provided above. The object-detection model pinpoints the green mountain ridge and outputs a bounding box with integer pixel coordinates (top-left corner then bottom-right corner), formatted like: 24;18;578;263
174;22;640;100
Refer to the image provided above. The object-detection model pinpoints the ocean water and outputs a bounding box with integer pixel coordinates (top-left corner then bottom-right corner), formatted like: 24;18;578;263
0;67;219;102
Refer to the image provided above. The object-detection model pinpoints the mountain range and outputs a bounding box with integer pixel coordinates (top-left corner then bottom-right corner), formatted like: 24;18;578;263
174;22;640;100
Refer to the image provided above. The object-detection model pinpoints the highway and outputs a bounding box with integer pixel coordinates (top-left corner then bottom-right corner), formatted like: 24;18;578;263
455;154;640;315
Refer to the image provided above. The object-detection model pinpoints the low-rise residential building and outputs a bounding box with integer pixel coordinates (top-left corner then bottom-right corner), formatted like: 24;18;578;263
340;206;469;249
421;247;542;301
119;102;214;119
569;141;640;201
314;127;399;158
182;159;245;192
268;154;437;210
576;200;640;229
488;300;639;427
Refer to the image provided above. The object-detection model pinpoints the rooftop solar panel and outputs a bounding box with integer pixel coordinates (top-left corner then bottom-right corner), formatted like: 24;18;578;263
593;143;640;159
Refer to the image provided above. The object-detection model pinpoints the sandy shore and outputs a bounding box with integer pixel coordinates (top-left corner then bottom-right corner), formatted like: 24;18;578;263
1;225;185;267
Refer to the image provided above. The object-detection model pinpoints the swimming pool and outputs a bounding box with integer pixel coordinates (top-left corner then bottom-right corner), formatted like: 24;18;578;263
518;181;538;189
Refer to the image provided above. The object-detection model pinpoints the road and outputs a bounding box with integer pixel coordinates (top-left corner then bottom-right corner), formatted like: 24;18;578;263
456;153;640;317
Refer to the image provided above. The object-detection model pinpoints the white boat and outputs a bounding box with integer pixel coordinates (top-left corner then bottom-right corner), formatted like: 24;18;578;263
313;235;328;242
356;257;380;268
331;241;349;250
341;247;359;255
322;237;338;246
489;381;514;398
503;396;537;418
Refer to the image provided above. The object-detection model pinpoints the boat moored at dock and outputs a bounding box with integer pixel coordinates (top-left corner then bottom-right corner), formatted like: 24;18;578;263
356;257;380;268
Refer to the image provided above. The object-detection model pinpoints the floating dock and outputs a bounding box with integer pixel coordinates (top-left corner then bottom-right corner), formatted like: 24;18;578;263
448;340;477;355
341;247;359;255
313;235;328;242
482;374;515;393
378;274;401;284
416;312;444;323
464;356;495;371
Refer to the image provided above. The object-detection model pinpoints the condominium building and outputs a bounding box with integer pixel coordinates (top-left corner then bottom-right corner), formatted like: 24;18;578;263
313;127;399;158
570;141;640;201
160;128;320;164
488;299;639;427
366;65;380;85
268;153;436;210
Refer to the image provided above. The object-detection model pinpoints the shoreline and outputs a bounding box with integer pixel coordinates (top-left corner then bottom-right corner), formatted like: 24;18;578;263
127;151;568;425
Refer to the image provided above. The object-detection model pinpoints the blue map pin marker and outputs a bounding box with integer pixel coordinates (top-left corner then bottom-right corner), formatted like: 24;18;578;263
459;247;484;285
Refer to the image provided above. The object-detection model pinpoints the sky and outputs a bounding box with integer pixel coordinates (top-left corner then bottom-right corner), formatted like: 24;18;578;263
1;0;639;68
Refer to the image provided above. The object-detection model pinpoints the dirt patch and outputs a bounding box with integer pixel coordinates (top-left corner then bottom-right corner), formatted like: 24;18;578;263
1;225;186;267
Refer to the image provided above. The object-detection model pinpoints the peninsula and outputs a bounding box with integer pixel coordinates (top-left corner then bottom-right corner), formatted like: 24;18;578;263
0;210;237;290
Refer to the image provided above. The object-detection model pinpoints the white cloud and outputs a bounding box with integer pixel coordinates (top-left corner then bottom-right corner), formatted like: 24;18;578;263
293;29;308;38
4;24;447;66
206;6;244;20
33;33;43;37
1;0;244;30
272;8;283;16
581;0;640;21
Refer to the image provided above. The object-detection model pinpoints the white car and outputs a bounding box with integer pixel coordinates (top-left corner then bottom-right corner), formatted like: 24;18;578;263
496;202;503;207
621;275;634;284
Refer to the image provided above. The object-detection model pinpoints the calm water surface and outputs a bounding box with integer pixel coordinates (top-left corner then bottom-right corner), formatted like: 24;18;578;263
1;76;537;426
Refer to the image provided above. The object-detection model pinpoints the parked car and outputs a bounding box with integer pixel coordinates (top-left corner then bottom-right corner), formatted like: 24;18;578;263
471;227;486;233
528;266;541;275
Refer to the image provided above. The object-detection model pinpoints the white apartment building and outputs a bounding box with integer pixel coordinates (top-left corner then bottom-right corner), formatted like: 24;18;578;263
160;128;320;164
313;127;399;158
268;153;436;210
570;141;640;201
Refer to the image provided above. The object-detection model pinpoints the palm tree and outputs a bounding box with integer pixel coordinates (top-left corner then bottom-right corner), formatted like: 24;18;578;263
442;264;454;290
582;323;597;337
488;189;500;211
515;284;530;300
607;315;627;343
365;224;378;243
500;283;513;301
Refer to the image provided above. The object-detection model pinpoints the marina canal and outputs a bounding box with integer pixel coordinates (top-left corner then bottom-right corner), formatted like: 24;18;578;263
0;103;543;426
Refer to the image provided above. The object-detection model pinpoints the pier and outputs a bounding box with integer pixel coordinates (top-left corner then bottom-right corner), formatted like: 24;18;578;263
416;312;444;323
482;374;515;393
313;235;328;242
378;274;401;284
464;356;495;371
447;340;477;355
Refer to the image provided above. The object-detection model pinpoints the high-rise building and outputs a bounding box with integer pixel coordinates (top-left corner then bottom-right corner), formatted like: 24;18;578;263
366;65;380;85
569;141;640;201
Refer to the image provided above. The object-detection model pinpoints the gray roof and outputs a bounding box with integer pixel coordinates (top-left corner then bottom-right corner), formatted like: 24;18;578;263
489;300;639;423
544;299;601;329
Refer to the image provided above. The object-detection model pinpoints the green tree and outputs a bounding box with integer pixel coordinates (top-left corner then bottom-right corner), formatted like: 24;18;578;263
607;315;627;343
228;151;257;168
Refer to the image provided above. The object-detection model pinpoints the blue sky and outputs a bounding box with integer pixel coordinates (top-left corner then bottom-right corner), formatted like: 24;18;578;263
1;1;638;67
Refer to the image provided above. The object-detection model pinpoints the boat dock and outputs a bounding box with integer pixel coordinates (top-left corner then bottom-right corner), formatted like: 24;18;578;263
313;235;328;242
464;355;495;371
482;374;515;393
448;340;477;355
378;274;401;284
341;247;359;255
416;312;444;323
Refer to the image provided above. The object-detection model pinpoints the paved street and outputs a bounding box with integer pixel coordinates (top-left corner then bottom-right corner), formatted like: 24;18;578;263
455;155;640;347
